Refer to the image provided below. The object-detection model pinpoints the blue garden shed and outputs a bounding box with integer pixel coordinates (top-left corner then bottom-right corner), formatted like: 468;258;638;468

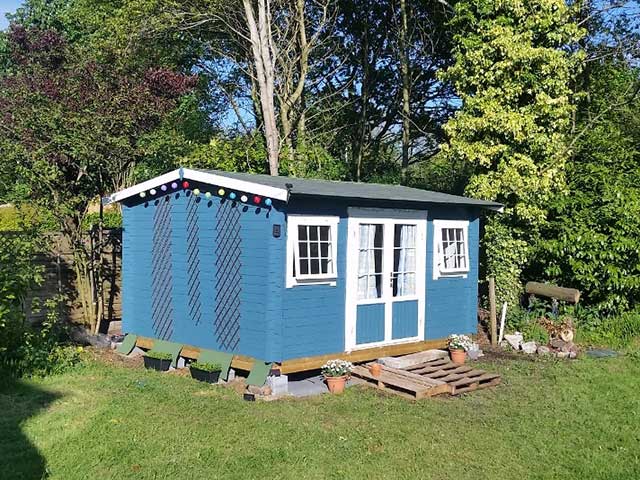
104;168;502;371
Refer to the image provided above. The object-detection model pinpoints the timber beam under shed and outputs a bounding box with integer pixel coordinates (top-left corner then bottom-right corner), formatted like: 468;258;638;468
134;336;447;374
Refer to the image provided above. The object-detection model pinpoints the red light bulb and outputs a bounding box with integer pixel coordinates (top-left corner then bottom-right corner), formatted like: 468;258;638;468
182;181;190;189
253;195;262;204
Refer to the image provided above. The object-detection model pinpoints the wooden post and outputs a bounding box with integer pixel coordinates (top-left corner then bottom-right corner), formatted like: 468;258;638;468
489;278;497;346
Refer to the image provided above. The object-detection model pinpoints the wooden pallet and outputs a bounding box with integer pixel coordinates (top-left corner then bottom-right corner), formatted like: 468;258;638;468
351;365;452;400
403;358;501;395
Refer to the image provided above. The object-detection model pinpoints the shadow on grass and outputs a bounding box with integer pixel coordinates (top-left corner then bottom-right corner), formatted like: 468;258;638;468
0;378;61;479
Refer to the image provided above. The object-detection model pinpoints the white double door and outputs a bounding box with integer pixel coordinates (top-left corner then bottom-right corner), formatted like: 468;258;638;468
345;209;427;351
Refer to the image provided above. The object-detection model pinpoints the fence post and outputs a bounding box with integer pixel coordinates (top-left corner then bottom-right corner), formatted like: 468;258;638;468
489;277;497;346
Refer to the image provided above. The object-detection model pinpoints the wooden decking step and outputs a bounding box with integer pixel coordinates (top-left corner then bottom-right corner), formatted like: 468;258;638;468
351;365;452;400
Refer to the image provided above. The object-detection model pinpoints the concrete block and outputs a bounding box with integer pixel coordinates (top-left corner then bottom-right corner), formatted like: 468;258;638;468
267;374;289;396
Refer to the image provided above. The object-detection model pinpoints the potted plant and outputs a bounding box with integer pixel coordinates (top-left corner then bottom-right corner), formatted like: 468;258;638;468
190;361;222;383
321;359;353;394
448;334;472;365
143;351;173;371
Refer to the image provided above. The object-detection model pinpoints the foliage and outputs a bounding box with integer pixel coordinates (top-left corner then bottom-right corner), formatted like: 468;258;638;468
321;359;353;377
190;362;221;373
440;0;584;306
0;232;81;378
447;334;473;351
144;351;173;361
0;24;195;328
537;61;640;315
0;204;56;232
82;211;122;230
577;310;640;349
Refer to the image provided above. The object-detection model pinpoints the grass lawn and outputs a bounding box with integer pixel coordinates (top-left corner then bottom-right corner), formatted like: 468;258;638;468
1;352;639;480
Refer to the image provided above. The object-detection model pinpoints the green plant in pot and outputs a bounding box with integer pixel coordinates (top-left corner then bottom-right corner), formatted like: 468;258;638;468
321;359;353;394
143;351;173;371
448;334;472;365
190;361;222;383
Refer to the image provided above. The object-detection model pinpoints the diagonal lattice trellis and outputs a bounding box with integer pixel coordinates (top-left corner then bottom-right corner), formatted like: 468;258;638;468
185;195;202;327
151;197;174;340
214;201;242;351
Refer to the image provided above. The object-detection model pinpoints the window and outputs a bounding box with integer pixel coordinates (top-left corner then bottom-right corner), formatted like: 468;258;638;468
433;220;469;279
357;224;384;300
392;224;416;296
287;215;339;287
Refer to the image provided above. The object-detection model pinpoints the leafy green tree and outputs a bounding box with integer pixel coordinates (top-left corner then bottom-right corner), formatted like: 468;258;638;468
439;0;583;305
539;60;640;314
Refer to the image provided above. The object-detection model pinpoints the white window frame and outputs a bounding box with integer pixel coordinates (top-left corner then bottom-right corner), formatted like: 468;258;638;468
433;219;470;280
286;215;340;288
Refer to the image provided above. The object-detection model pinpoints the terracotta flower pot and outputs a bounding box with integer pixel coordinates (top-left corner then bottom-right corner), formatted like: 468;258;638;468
325;375;347;394
450;348;466;365
369;363;382;377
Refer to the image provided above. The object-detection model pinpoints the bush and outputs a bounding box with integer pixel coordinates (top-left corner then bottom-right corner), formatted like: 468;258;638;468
0;234;81;379
577;310;640;348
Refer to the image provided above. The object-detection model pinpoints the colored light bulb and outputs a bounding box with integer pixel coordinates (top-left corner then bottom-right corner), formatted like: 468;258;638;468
218;188;225;196
229;192;236;200
193;188;200;196
150;189;157;195
265;198;272;207
161;185;168;192
205;192;212;199
139;192;146;198
182;181;190;189
171;182;178;189
253;195;261;204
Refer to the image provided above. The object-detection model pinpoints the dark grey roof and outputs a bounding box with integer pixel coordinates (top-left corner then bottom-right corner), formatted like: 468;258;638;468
198;169;502;210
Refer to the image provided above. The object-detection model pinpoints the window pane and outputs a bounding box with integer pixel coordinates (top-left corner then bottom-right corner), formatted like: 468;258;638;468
310;259;320;274
319;226;330;241
321;258;330;274
298;225;307;241
320;242;329;257
310;242;319;257
309;226;319;241
299;242;308;257
374;249;383;274
300;259;309;275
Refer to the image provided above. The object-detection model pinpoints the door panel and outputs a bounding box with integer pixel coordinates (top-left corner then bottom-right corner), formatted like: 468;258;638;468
356;304;385;345
392;300;419;340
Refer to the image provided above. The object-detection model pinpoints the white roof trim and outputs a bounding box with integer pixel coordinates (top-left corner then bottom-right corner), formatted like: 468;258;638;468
102;169;182;205
182;168;289;201
102;168;289;205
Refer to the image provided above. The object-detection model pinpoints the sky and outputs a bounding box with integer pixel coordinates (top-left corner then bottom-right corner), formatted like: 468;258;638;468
1;0;23;30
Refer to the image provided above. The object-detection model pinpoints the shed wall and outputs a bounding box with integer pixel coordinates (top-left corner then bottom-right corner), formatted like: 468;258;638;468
121;188;286;361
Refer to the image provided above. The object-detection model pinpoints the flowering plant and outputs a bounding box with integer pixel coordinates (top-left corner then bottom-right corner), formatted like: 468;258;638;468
448;334;473;351
321;359;354;378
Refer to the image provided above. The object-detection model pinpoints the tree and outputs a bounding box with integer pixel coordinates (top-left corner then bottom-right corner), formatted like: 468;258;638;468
439;0;583;306
0;25;195;330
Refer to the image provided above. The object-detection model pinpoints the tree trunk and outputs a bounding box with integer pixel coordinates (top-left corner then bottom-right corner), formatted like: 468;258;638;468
399;0;411;185
243;0;280;175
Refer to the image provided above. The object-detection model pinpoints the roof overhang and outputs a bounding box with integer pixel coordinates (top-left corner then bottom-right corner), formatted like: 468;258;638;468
102;168;290;206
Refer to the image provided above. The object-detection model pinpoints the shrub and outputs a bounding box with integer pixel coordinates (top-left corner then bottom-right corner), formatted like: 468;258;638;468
144;351;173;361
577;310;640;348
190;361;221;372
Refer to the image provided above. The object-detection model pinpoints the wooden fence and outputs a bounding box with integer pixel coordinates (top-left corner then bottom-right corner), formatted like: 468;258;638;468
5;230;122;333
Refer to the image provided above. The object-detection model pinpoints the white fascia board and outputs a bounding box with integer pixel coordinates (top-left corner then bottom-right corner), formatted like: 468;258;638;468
102;168;290;205
182;168;289;202
102;170;182;205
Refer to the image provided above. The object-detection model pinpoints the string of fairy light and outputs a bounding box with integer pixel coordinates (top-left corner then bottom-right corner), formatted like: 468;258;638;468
137;180;273;207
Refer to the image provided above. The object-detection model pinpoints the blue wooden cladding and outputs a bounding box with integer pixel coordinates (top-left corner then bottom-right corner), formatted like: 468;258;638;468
392;300;419;340
356;304;385;345
121;182;481;364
